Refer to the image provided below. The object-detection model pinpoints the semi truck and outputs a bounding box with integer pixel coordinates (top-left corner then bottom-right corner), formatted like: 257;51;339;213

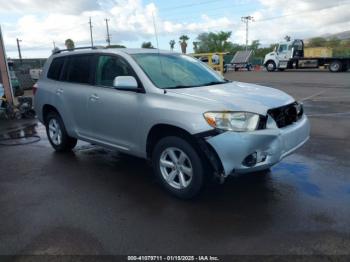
263;39;350;72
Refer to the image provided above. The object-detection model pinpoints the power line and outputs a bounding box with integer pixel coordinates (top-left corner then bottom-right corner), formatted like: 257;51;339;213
161;0;350;23
160;0;222;12
105;18;111;46
161;1;255;18
255;1;350;22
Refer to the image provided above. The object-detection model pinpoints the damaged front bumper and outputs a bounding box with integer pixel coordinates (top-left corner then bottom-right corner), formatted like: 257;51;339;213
204;114;310;176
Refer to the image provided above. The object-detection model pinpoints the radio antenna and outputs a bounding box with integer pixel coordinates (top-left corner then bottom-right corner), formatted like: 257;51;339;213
152;12;164;75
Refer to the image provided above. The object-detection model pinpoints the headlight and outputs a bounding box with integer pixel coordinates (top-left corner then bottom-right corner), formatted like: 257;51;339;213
203;111;260;132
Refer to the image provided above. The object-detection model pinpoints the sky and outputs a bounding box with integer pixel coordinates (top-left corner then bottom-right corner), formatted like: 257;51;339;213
0;0;349;58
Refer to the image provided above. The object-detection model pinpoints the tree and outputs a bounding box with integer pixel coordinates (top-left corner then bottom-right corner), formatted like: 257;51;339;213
284;35;291;42
326;37;341;48
64;39;75;50
195;31;232;53
250;40;260;51
179;35;189;54
253;44;277;61
193;41;199;53
307;37;327;47
169;40;175;51
141;42;154;49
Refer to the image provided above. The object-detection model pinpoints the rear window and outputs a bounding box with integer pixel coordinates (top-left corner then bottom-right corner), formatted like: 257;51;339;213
47;57;65;80
62;55;93;84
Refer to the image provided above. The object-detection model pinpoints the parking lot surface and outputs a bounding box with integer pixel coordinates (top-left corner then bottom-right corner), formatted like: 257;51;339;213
0;70;349;255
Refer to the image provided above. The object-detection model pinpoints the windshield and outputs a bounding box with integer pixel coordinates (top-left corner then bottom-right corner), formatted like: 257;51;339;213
132;53;226;89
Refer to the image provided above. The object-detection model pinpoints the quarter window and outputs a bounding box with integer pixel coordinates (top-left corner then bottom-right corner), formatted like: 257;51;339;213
95;55;133;87
47;57;65;80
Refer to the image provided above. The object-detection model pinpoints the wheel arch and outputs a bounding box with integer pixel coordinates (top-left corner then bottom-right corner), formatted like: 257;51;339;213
42;104;60;124
146;124;196;159
264;59;276;67
146;124;224;176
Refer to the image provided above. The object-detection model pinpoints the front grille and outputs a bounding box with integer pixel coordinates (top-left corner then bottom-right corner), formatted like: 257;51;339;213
268;102;303;128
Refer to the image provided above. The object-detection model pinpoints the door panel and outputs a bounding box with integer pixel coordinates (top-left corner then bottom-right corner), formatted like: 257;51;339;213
59;54;95;137
88;86;142;151
61;82;93;137
87;54;143;152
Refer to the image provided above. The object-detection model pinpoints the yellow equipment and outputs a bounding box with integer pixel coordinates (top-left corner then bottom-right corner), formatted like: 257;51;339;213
191;53;227;75
304;47;333;58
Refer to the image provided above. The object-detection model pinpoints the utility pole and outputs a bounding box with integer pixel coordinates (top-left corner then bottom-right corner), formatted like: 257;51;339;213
241;16;254;50
105;18;111;46
53;41;56;49
89;17;94;47
16;38;22;62
0;26;14;105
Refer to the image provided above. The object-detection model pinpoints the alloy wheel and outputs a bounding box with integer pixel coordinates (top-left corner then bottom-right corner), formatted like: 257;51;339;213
159;147;193;189
48;118;62;145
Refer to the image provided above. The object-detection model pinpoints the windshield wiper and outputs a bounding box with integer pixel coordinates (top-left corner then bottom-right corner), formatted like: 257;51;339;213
165;85;200;89
200;80;230;86
165;79;231;89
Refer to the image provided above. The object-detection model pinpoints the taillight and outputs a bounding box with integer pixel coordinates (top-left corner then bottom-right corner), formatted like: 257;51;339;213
33;83;38;95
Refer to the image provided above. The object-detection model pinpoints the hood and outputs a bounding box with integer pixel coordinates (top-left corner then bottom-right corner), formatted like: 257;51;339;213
167;81;295;115
264;51;277;64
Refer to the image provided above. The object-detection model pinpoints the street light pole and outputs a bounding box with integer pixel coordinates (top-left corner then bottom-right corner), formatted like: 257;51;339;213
241;16;254;51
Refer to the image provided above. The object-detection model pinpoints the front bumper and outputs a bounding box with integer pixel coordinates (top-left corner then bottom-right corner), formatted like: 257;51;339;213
206;115;310;176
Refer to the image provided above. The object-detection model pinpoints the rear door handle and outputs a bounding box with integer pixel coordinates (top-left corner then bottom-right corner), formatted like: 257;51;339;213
89;94;99;101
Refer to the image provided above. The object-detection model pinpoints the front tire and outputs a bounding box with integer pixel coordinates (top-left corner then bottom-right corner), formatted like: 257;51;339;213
266;61;276;72
152;136;204;199
45;111;77;152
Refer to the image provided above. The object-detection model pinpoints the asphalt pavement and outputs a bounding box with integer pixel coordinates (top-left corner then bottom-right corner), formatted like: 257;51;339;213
0;70;349;256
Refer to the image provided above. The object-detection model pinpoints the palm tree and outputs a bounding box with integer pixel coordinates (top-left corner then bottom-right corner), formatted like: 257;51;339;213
169;40;175;51
179;35;189;54
64;39;75;50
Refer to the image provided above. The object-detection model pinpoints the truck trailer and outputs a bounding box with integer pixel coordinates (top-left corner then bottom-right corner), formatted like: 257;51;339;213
263;39;350;72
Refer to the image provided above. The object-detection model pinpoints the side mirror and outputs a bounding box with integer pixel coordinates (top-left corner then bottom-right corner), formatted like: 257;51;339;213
113;76;138;91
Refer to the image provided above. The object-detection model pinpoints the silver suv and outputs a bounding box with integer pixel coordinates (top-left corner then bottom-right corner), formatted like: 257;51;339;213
34;48;310;199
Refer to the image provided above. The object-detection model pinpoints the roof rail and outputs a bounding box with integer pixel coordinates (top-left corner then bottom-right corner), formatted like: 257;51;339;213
53;46;106;54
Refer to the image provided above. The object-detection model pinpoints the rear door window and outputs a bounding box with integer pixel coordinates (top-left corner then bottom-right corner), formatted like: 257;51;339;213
62;55;93;84
47;57;65;80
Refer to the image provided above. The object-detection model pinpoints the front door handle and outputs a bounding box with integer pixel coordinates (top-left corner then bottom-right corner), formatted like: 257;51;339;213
89;94;99;101
56;88;63;95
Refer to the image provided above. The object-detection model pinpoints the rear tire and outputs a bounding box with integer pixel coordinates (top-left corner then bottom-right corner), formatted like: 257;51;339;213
45;111;77;152
152;136;205;199
329;60;342;72
266;61;276;72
